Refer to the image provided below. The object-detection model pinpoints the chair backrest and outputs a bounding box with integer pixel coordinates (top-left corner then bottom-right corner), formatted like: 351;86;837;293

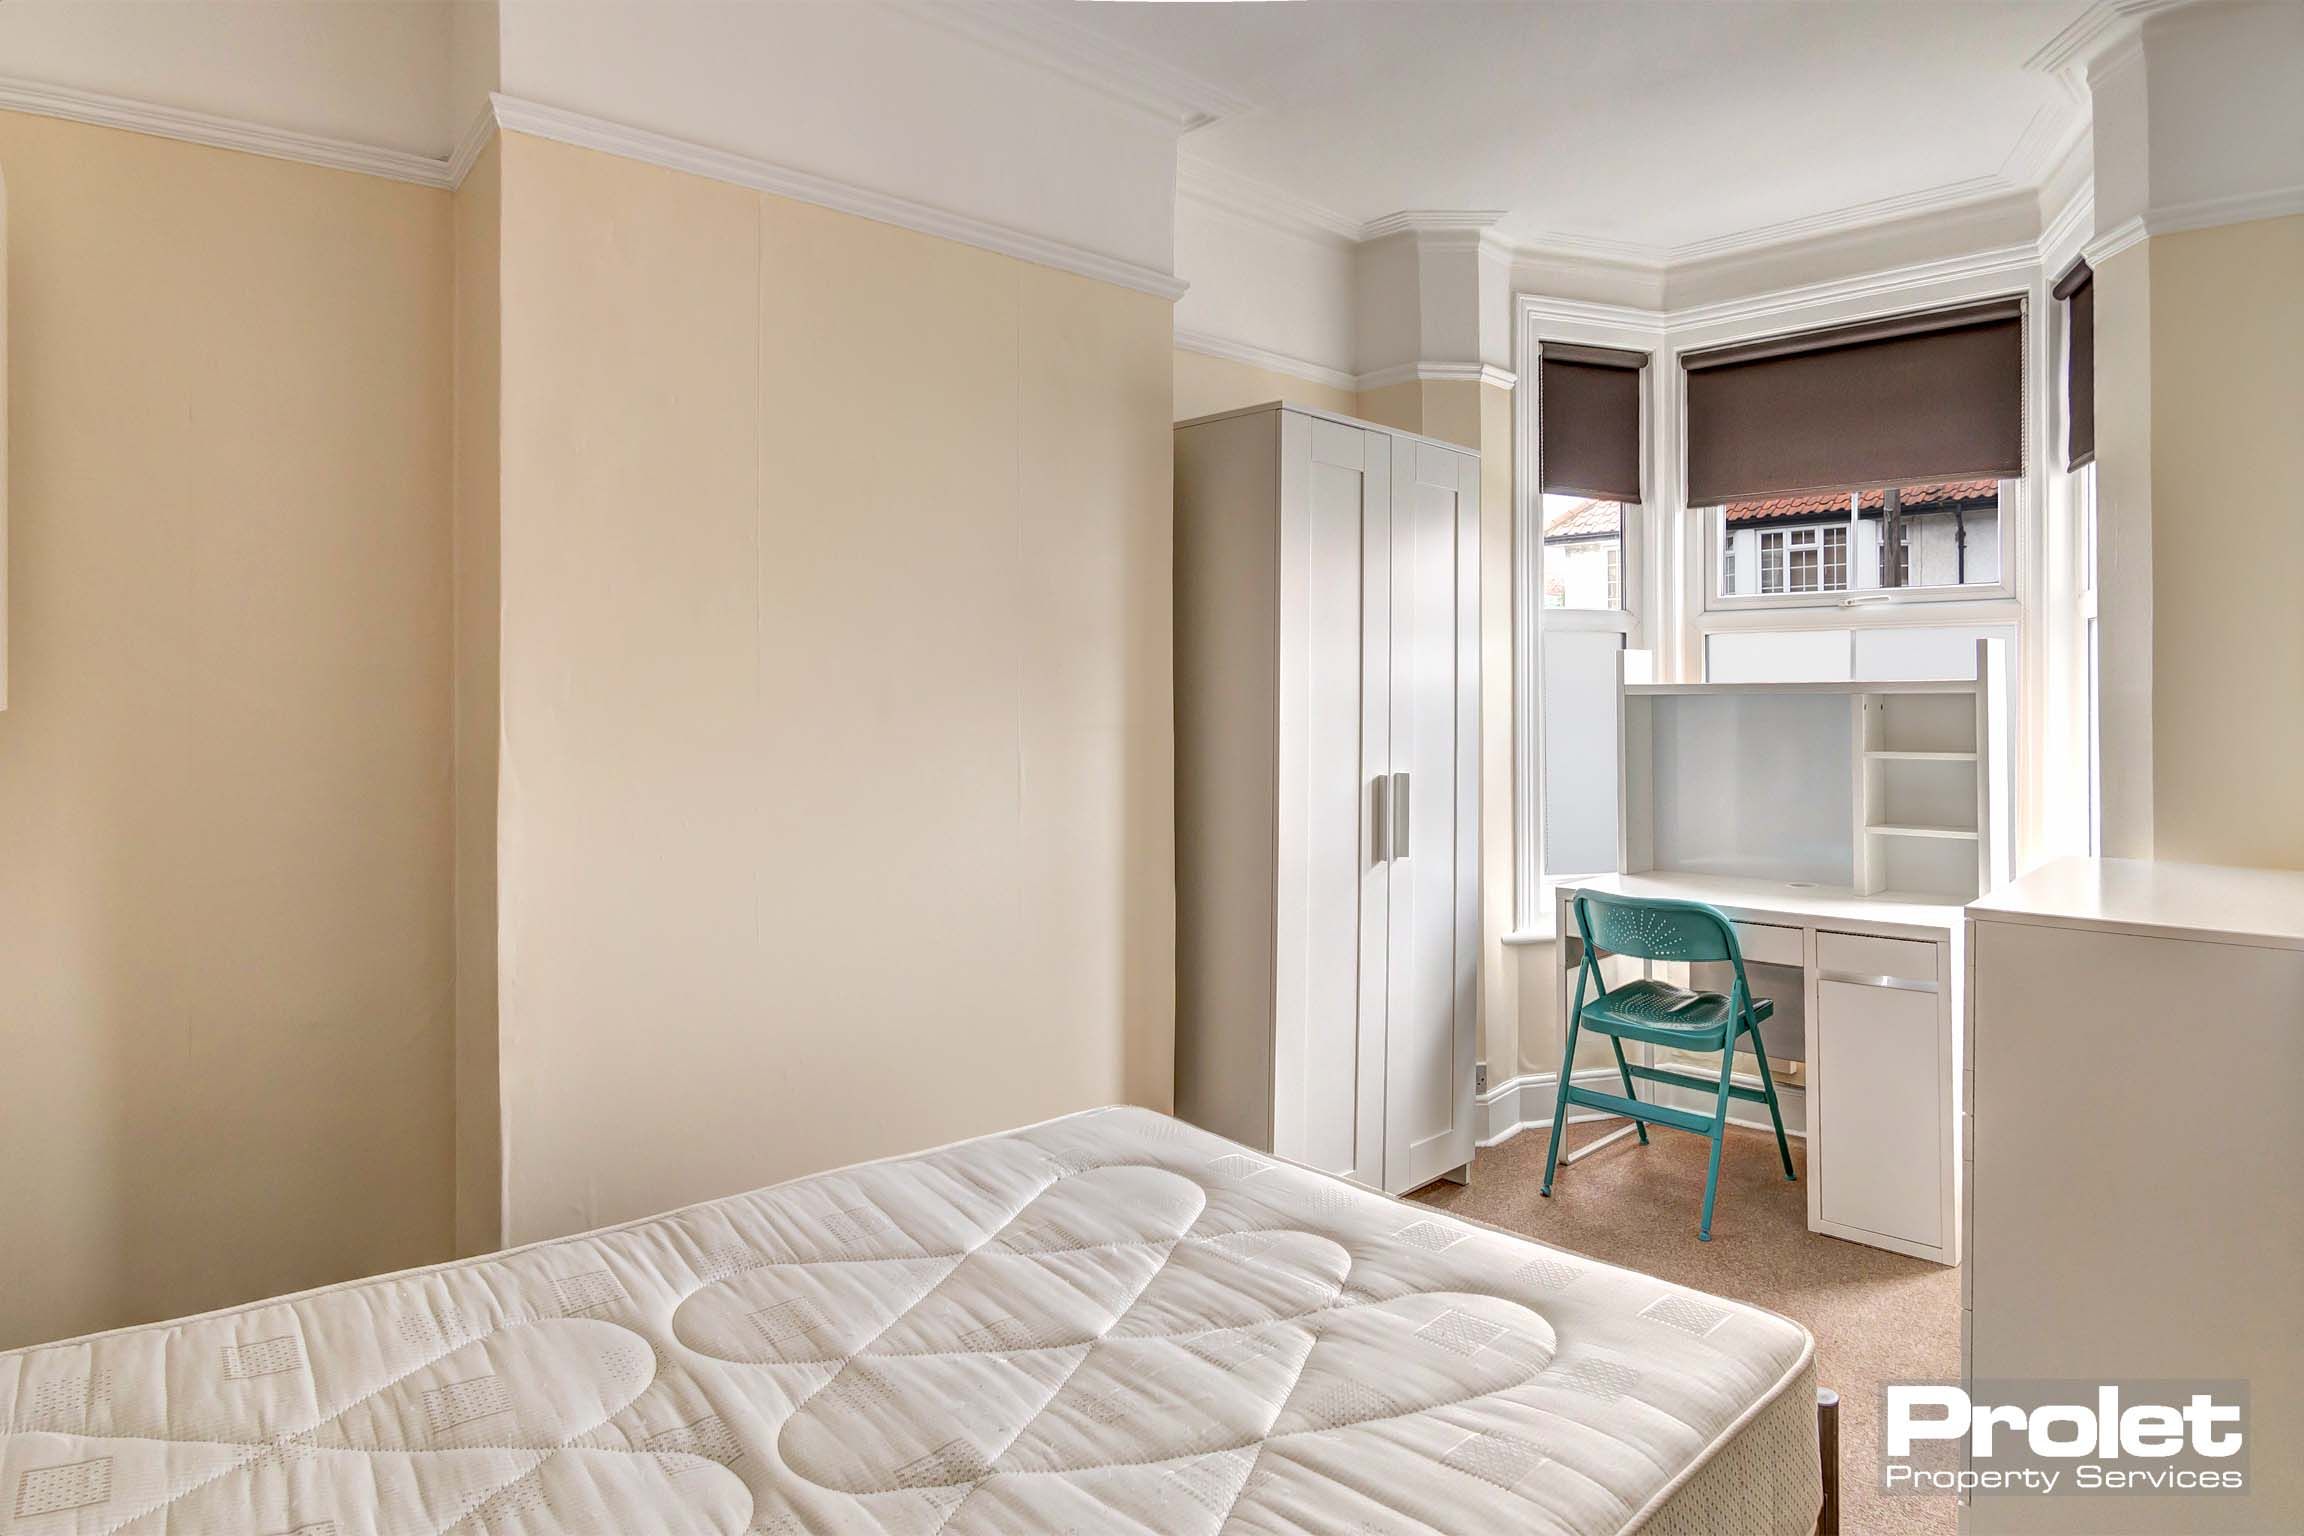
1573;890;1745;971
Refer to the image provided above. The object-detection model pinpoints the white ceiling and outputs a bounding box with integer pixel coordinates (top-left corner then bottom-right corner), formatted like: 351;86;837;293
1054;0;2096;257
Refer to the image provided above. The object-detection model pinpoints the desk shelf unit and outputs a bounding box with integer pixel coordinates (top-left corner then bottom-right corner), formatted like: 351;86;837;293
1557;639;2011;1265
1618;640;2011;904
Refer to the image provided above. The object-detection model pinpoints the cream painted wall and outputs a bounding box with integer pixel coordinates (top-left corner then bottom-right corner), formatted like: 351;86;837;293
2141;215;2304;870
494;133;1175;1245
451;137;504;1256
0;111;455;1348
1171;347;1354;421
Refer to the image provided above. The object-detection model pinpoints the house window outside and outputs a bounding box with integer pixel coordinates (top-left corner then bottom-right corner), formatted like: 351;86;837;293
1541;495;1625;611
1787;528;1820;591
1759;531;1786;593
1715;480;2003;604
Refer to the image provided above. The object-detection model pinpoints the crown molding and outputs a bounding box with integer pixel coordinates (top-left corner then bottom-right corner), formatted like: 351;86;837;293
2082;183;2304;266
1355;361;1518;392
0;76;1192;299
1361;209;1510;243
1177;156;1362;246
1515;242;2042;347
2027;0;2198;93
1509;229;1672;272
2083;216;2151;267
446;101;498;189
2039;186;2096;271
1173;328;1358;392
1999;103;2091;191
490;96;1189;301
1668;242;2041;335
889;0;1253;132
1510;153;2068;276
1672;174;2021;266
1517;293;1670;333
0;72;452;187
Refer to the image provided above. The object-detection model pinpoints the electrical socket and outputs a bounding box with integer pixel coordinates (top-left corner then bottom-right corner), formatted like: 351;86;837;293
1474;1063;1488;1094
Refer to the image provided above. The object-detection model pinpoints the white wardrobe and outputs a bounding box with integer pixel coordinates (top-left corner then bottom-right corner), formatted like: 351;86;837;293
1173;403;1480;1195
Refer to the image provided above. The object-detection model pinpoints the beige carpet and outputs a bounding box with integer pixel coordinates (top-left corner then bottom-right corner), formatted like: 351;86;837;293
1412;1119;1959;1536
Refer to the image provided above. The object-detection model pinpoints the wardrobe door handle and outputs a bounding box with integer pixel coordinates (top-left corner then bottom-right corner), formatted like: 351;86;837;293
1371;775;1390;864
1390;771;1410;858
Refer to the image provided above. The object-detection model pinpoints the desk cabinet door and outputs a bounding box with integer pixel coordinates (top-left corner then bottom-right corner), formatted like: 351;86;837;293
1816;979;1943;1247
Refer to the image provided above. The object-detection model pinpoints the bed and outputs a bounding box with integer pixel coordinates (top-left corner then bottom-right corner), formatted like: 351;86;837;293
0;1107;1821;1534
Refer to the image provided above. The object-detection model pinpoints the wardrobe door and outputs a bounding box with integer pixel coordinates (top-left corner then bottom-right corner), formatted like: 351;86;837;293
1272;414;1392;1186
1382;439;1479;1192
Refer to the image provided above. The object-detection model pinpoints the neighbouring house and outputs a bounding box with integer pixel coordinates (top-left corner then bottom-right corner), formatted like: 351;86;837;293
1717;480;2001;596
1541;496;1623;608
1539;479;2002;609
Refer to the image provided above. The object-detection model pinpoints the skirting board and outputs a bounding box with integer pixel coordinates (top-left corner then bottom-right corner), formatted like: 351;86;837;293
1478;1066;1809;1148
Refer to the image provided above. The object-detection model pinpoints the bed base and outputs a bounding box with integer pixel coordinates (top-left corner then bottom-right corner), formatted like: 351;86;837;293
1816;1386;1840;1536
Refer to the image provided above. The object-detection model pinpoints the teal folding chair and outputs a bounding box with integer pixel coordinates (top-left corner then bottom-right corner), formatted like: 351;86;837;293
1541;890;1796;1240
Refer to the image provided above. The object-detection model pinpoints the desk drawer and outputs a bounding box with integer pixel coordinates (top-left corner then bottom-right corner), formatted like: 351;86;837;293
1818;930;1938;986
1733;921;1802;967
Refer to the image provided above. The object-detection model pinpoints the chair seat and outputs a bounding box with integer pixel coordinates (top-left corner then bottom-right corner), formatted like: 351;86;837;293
1581;979;1773;1047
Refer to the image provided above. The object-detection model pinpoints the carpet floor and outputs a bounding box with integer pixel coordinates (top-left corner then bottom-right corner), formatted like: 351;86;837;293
1412;1119;1960;1536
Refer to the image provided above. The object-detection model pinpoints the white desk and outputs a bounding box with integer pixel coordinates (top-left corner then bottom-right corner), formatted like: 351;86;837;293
1555;871;1964;1265
1962;859;2304;1532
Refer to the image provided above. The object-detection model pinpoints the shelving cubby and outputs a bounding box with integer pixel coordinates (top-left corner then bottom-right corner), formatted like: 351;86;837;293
1616;640;2011;904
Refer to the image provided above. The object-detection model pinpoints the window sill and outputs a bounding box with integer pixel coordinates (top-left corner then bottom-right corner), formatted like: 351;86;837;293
1502;924;1559;948
1702;589;2018;622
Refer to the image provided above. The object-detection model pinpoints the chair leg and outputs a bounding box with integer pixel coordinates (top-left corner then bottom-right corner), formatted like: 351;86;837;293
1748;1019;1797;1181
1608;1036;1649;1146
1699;1044;1735;1241
1540;1015;1584;1198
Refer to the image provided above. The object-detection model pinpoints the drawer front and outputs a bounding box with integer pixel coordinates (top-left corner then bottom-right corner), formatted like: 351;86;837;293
1818;930;1938;986
1732;921;1802;968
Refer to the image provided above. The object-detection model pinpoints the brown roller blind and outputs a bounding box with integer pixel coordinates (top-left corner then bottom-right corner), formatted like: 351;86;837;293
2054;259;2095;470
1682;298;2025;505
1540;343;1645;502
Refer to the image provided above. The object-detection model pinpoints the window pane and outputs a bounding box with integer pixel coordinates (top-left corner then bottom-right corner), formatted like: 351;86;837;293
1714;479;2003;600
1542;495;1624;611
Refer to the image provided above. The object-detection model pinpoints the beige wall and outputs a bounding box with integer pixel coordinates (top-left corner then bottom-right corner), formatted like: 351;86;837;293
1172;346;1355;422
0;111;455;1348
2141;215;2304;870
451;136;503;1255
494;134;1175;1244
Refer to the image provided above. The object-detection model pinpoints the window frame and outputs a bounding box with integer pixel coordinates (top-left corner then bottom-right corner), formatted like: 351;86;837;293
1514;269;2063;938
1701;483;2018;613
1513;311;1666;934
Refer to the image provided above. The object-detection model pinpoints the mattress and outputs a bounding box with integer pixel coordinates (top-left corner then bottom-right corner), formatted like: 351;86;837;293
0;1107;1818;1535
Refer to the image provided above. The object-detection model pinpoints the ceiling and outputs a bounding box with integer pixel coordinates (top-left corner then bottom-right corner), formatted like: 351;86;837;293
1053;0;2096;257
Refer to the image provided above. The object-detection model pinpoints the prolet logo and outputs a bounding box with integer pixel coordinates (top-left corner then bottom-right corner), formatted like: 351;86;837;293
1881;1382;2248;1497
1888;1385;2243;1460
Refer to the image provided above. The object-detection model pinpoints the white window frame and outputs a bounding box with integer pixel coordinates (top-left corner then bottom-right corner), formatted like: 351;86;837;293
1514;267;2068;931
1513;306;1666;935
1680;280;2035;695
1703;484;2018;613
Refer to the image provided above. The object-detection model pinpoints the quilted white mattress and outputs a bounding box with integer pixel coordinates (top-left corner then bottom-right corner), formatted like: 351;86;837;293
0;1107;1818;1535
